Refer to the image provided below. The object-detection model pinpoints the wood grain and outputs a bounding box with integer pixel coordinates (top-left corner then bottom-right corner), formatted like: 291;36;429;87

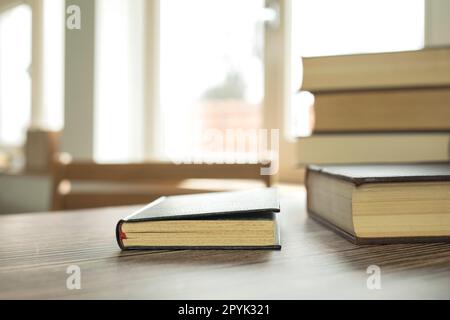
0;186;449;299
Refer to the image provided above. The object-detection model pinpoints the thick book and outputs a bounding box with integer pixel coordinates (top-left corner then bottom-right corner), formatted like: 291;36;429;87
296;133;450;165
305;88;450;133
116;188;281;250
301;47;450;92
306;163;450;244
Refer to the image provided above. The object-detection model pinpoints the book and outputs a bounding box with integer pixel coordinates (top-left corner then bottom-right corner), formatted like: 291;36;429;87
116;188;281;250
301;48;450;92
306;163;450;244
296;133;450;164
306;88;450;133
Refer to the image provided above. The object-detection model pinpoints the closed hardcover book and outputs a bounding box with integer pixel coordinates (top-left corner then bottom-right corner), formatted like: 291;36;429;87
301;47;450;92
306;163;450;244
307;88;450;133
116;188;281;250
296;133;450;165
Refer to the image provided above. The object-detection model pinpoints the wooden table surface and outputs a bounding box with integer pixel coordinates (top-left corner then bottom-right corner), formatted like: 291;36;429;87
1;186;449;299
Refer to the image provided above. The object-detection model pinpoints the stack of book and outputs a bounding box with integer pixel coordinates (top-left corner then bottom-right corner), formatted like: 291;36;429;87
298;48;450;243
297;48;450;164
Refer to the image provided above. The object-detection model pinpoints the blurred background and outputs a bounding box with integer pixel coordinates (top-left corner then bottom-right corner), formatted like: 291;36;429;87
0;0;449;214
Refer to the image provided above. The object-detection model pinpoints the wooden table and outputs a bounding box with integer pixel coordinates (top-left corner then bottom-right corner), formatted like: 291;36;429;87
1;186;449;299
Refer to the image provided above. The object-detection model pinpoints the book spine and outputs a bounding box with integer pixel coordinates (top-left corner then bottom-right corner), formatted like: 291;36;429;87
115;220;127;250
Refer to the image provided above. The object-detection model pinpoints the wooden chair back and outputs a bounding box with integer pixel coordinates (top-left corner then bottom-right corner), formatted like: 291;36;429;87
52;161;272;210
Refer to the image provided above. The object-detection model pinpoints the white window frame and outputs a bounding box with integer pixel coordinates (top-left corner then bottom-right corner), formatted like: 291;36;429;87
0;0;33;150
0;0;64;148
141;0;298;181
60;0;450;181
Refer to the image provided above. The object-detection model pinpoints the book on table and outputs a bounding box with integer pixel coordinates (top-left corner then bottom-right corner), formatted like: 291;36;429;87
116;188;281;250
305;163;450;244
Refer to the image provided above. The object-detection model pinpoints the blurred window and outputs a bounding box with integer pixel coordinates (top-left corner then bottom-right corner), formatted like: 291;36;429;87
92;0;426;161
0;5;32;146
292;0;425;58
94;0;145;163
159;0;265;163
42;0;64;131
0;0;64;148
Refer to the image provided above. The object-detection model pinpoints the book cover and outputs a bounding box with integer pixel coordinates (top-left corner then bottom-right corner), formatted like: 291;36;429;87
116;188;281;250
306;163;450;244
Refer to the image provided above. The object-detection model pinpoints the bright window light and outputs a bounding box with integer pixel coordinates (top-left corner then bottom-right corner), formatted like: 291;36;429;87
42;0;64;131
0;5;32;146
292;0;425;57
159;0;265;163
94;0;145;163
